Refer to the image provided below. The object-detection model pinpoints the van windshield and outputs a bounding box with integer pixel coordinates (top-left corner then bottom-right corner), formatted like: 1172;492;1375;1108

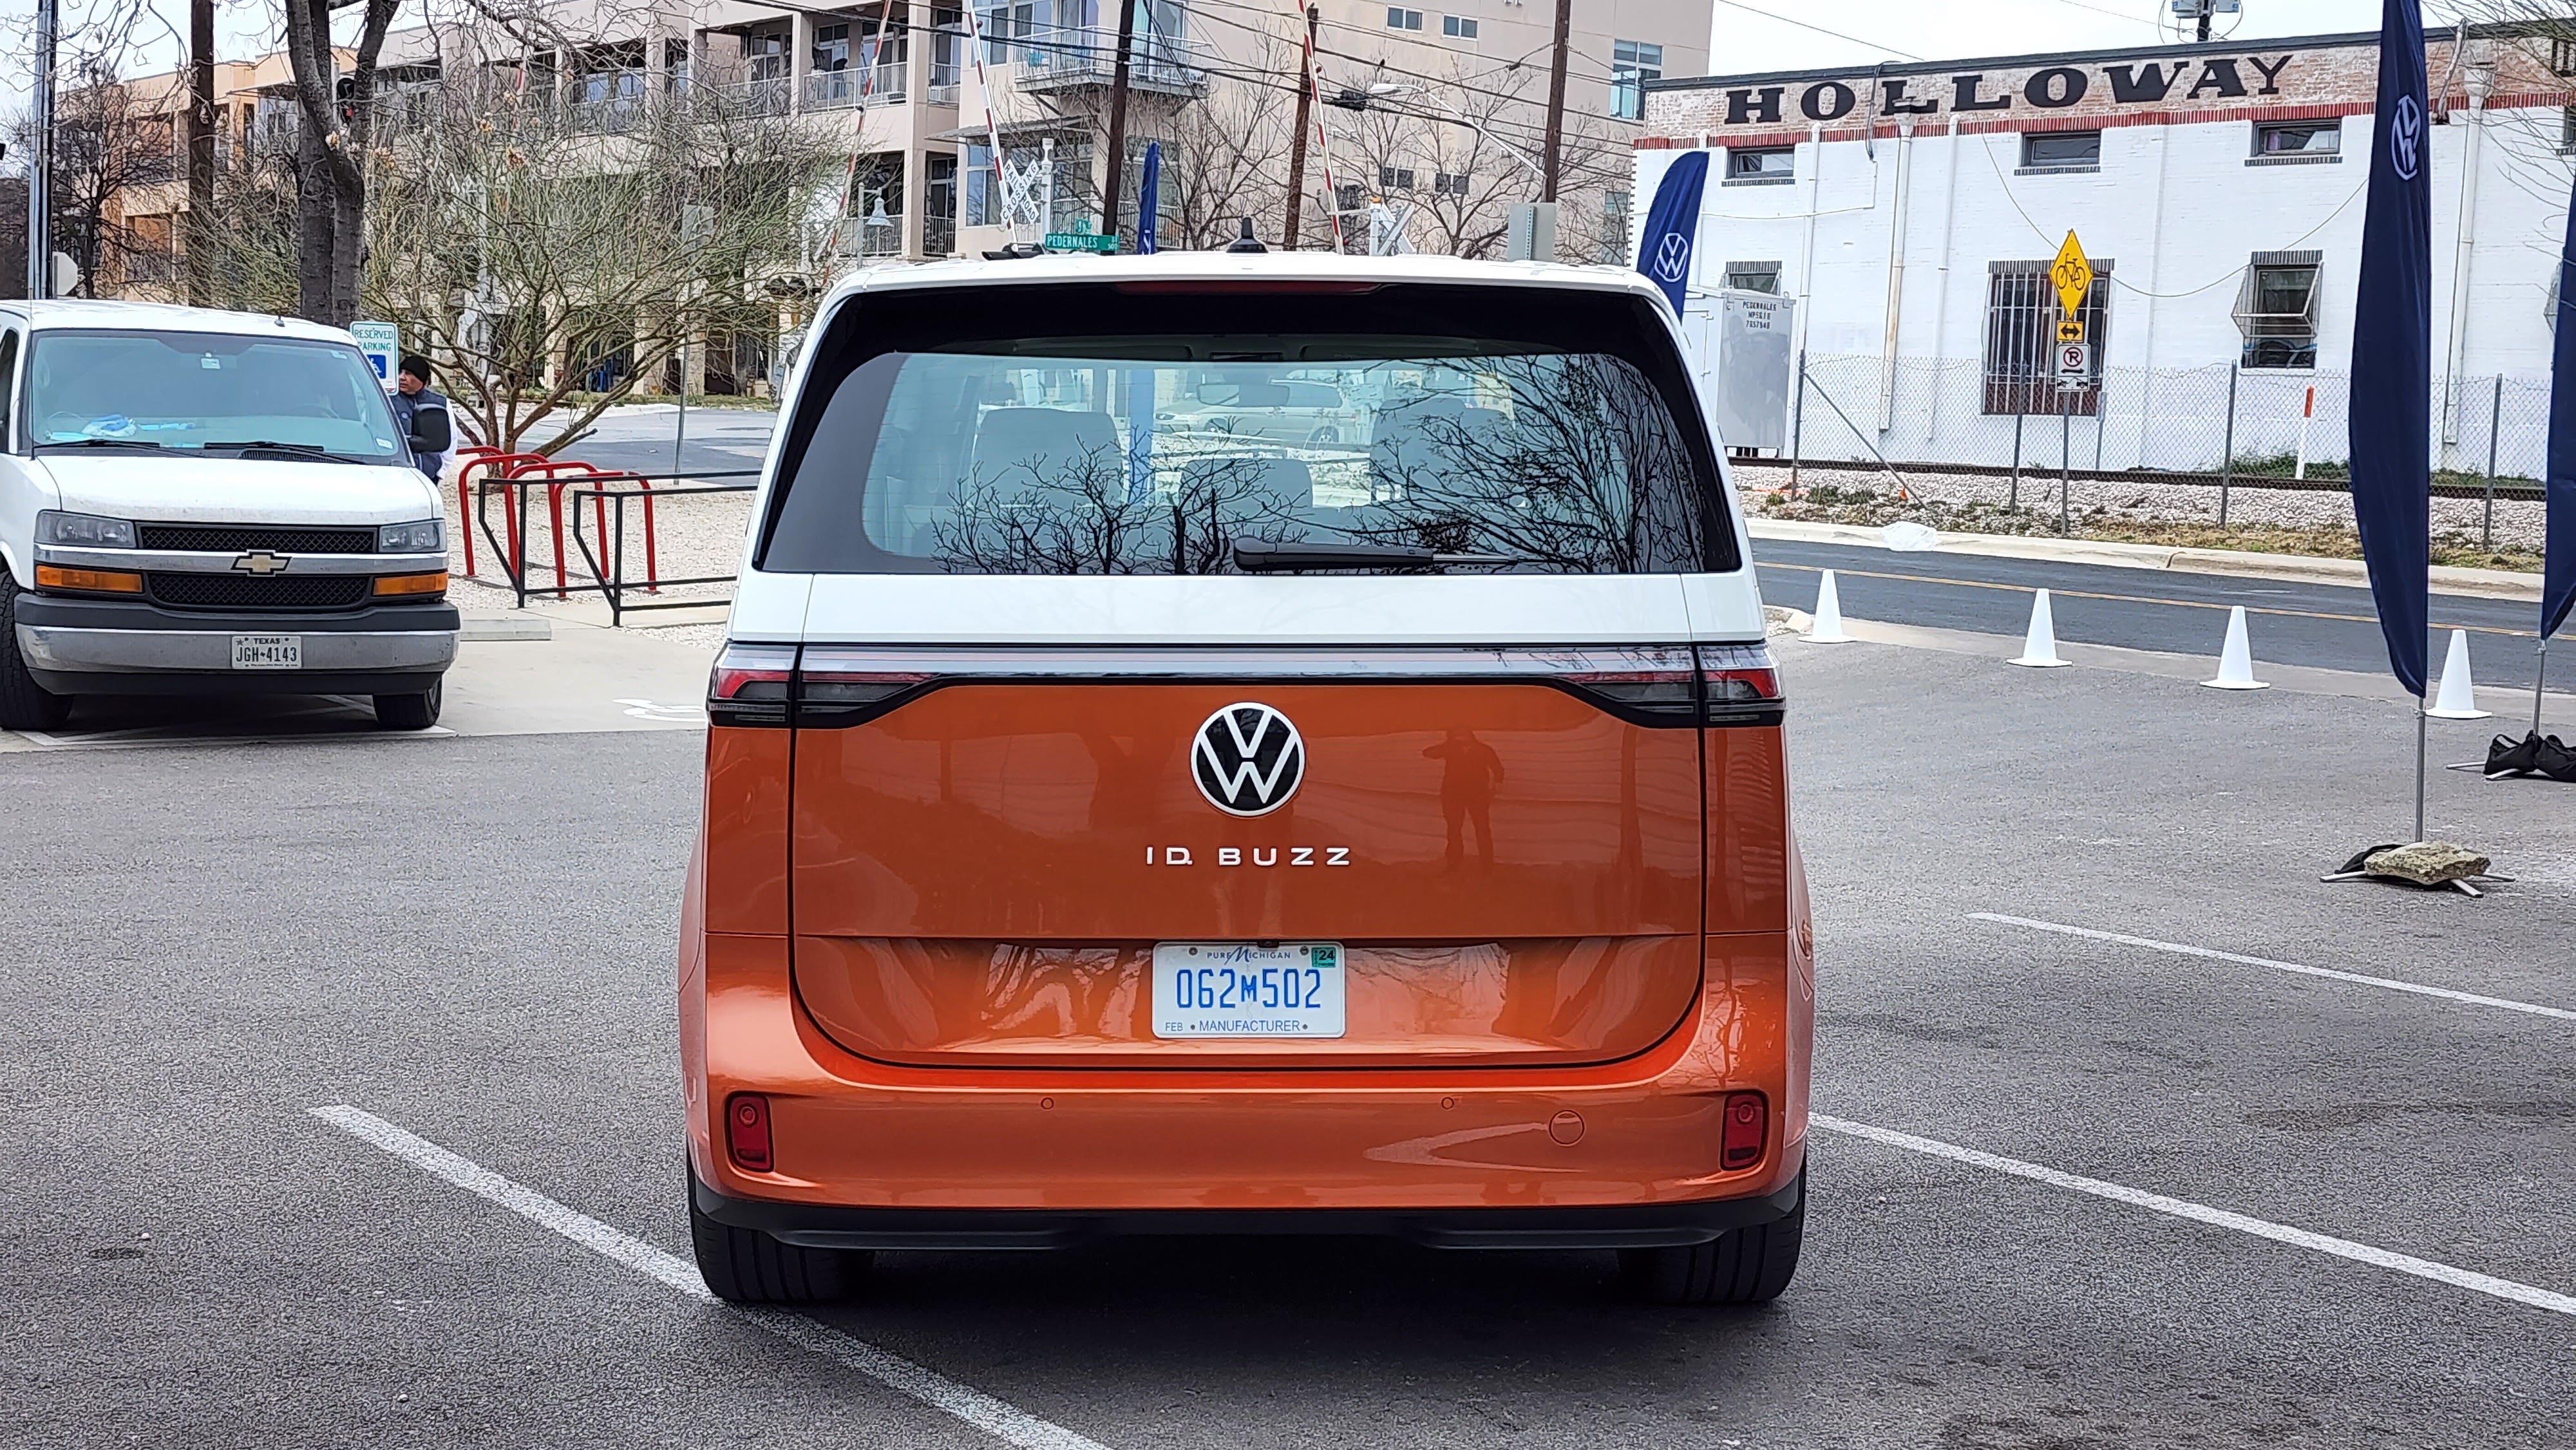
758;283;1733;576
24;330;405;461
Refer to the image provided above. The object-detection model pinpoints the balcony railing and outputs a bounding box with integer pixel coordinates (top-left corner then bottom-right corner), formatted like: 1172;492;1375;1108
1012;27;1207;97
724;75;795;117
805;62;907;109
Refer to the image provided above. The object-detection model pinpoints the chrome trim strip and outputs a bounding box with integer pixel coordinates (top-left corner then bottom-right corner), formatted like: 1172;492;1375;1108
34;545;448;576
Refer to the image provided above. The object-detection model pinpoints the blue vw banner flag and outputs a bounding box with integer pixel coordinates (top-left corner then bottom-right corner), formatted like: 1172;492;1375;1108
2348;0;2433;697
1138;141;1161;256
1635;150;1709;314
2548;178;2576;644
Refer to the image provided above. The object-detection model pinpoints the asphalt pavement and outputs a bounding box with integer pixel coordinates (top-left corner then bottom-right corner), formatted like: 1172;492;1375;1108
1754;538;2553;692
4;623;2571;1448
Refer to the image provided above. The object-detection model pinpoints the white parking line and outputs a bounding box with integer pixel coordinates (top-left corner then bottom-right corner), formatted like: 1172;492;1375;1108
1812;1114;2576;1319
1969;912;2576;1022
310;1105;1112;1450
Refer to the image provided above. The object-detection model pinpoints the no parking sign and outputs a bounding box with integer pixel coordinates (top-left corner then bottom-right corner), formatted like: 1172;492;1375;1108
350;321;399;390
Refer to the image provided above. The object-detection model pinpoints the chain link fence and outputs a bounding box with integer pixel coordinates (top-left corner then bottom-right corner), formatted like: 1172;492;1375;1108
1784;353;2551;497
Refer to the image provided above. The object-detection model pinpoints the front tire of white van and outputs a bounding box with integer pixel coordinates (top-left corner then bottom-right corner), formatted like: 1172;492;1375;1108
689;1180;869;1304
372;678;442;731
1619;1176;1805;1306
0;574;75;733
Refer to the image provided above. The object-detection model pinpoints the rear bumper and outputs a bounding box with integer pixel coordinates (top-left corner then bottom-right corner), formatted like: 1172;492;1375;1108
694;1158;1806;1250
683;929;1814;1221
14;594;456;694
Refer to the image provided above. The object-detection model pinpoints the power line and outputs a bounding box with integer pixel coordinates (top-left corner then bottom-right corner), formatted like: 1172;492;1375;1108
1705;0;1923;62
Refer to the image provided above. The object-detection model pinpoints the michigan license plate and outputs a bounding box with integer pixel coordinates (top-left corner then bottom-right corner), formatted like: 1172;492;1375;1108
231;634;302;669
1151;943;1345;1038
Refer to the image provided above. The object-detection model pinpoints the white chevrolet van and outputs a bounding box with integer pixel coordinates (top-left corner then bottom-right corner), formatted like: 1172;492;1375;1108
0;301;458;731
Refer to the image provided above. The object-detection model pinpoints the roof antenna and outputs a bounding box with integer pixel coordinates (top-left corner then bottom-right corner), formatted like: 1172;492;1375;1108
1226;216;1267;254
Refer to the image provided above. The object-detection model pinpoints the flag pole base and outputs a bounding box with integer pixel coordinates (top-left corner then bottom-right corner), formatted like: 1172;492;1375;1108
2320;841;2507;898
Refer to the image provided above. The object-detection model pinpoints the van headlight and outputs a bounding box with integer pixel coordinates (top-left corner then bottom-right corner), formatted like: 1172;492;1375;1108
36;511;138;549
377;519;444;553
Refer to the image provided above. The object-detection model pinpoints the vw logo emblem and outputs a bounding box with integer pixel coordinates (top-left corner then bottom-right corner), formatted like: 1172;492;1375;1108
1191;702;1304;816
1653;232;1691;285
2390;93;2423;181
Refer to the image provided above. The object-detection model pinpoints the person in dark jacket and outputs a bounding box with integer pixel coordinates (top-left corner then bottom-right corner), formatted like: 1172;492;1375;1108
390;354;450;480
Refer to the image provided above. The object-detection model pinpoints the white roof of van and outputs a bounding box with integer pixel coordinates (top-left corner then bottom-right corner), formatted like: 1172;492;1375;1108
822;250;1673;314
0;298;356;345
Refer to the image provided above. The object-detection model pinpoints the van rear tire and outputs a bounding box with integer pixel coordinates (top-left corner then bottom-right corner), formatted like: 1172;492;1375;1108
688;1178;868;1304
0;575;74;732
1620;1177;1804;1305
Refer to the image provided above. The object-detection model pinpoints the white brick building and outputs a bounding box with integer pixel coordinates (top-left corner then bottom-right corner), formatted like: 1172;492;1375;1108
1633;26;2576;476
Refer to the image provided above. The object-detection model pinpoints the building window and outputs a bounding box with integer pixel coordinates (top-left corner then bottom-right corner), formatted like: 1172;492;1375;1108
1379;165;1416;191
1611;39;1661;120
1721;260;1782;294
2233;250;2321;370
965;142;996;225
1983;258;2111;417
1386;7;1422;30
1603;188;1631;264
849;153;905;258
1336;182;1365;212
1432;170;1469;195
2253;120;2339;157
2554;37;2576;75
1725;146;1794;184
2020;131;2100;170
1441;15;1476;38
924;154;959;257
2564;106;2576;154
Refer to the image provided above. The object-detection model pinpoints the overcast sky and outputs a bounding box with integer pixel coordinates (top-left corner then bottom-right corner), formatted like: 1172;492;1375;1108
0;0;2430;171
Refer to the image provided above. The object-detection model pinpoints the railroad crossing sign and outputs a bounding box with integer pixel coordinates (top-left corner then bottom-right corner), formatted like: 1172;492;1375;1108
2051;231;2092;342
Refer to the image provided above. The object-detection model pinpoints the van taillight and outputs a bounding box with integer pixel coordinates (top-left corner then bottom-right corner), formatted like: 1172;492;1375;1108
708;643;796;726
726;1093;774;1171
1721;1091;1767;1170
1698;643;1783;724
795;646;939;726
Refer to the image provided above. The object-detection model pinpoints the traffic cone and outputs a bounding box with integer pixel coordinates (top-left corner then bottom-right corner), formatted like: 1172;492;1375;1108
2427;628;2492;719
2009;589;2071;668
2201;605;2270;690
1808;570;1854;644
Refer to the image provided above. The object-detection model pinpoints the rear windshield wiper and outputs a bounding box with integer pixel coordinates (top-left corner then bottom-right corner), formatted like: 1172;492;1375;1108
200;440;368;464
1231;537;1528;573
33;437;168;453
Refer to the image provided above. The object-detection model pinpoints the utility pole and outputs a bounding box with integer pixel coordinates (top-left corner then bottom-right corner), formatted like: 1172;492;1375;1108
28;0;58;299
187;0;216;304
1283;5;1318;248
1098;0;1140;239
1539;0;1571;202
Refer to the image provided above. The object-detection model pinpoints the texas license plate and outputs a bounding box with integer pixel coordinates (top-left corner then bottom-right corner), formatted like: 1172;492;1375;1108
1151;943;1345;1038
231;634;302;669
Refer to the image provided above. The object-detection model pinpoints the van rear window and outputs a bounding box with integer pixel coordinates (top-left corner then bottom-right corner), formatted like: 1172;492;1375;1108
756;283;1736;576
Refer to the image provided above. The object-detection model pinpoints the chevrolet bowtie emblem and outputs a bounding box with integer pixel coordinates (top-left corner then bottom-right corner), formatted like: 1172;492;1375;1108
232;551;291;576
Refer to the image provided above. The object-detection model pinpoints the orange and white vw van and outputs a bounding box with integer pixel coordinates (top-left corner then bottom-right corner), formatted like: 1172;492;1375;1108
681;252;1812;1306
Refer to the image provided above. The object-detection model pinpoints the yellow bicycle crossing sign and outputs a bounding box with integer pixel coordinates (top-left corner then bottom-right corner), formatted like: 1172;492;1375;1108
2052;231;2092;342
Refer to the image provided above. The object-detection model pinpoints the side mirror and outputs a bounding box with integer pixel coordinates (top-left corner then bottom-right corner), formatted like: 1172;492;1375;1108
408;404;452;455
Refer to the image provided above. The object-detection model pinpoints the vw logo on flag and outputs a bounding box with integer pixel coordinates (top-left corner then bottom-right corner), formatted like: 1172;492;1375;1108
1191;702;1305;816
2390;93;2423;181
1653;232;1692;285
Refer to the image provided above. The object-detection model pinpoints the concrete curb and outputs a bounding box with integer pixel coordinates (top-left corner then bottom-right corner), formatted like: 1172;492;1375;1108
1746;518;2543;603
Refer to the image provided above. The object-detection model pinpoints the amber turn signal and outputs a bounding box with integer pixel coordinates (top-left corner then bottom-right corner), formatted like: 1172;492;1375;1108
372;570;449;598
33;564;144;595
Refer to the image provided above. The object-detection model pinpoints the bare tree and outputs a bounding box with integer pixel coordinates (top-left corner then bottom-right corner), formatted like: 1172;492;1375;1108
359;55;832;455
28;59;180;296
281;0;400;325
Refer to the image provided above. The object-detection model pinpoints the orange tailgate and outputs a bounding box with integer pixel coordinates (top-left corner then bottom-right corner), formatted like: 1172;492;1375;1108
788;681;1705;1069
